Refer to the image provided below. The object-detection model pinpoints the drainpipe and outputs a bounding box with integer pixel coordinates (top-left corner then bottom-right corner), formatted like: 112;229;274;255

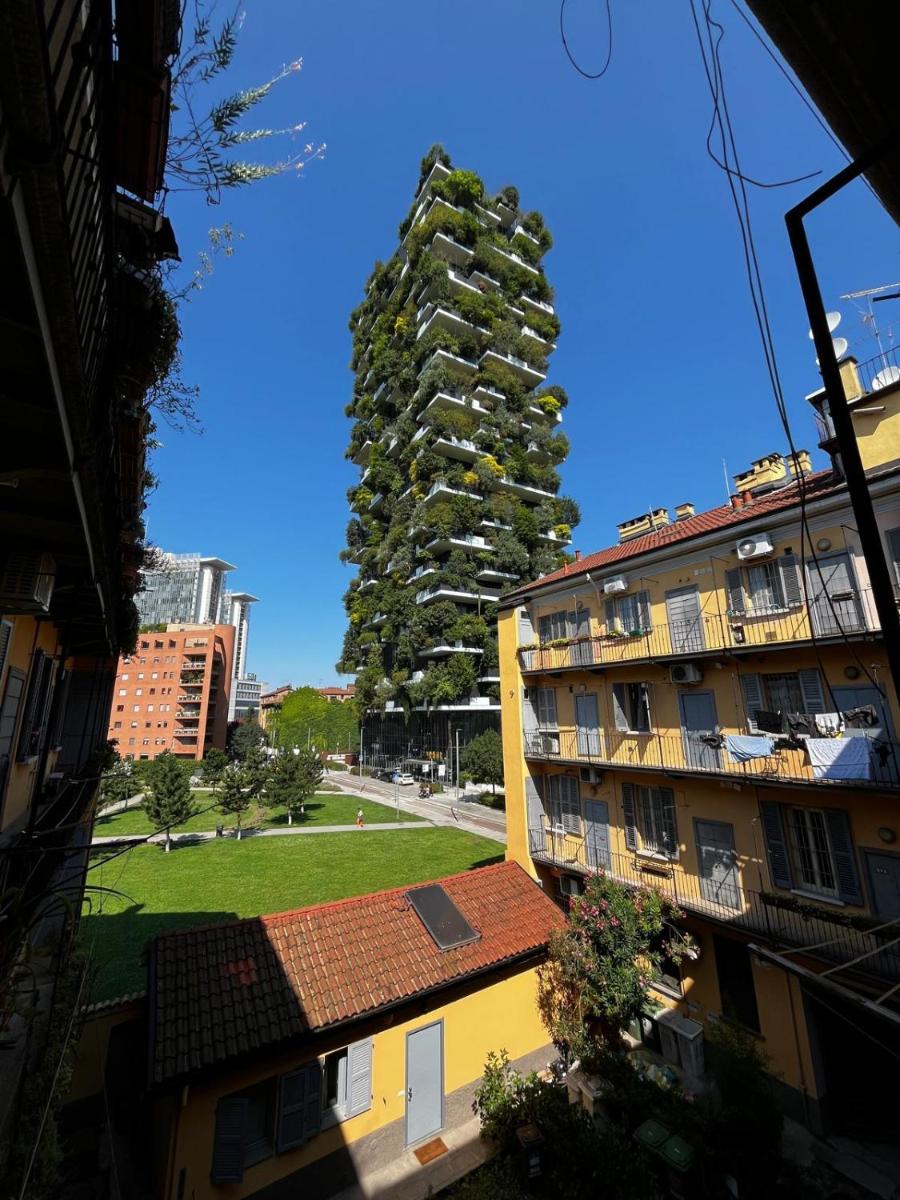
785;133;900;704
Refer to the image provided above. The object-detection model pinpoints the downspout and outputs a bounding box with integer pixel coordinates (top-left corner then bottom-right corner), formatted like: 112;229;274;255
785;132;900;704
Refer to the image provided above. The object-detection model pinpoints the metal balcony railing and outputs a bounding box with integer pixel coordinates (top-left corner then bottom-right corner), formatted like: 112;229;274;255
855;346;900;396
527;830;900;987
519;589;880;674
522;727;900;790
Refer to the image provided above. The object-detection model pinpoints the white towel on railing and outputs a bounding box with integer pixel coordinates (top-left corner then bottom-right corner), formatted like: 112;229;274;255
813;712;843;735
724;734;775;763
805;737;872;781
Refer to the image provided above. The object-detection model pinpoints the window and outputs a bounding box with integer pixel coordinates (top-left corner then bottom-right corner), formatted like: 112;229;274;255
740;668;824;730
147;704;154;712
135;689;143;697
133;705;140;713
17;650;55;761
612;682;652;733
888;527;900;596
788;807;837;896
651;931;683;996
113;721;122;730
142;738;150;746
546;774;581;833
128;737;135;746
210;1079;276;1182
118;689;127;697
622;783;677;857
535;687;558;729
605;590;651;633
726;554;801;616
121;674;129;682
713;934;759;1031
137;673;144;680
131;721;138;729
140;641;149;649
116;705;124;712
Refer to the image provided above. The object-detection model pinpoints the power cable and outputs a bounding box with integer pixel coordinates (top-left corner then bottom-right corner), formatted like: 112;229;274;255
559;0;613;80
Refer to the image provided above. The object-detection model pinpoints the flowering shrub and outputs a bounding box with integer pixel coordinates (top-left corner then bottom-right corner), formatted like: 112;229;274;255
539;871;686;1058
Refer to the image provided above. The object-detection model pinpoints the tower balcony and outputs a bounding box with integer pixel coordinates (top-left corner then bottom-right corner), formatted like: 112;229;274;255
424;533;494;555
363;612;388;629
527;402;562;425
479;349;546;388
430;231;474;269
522;325;557;353
419;479;483;506
414;159;451;204
406;565;439;585
476;566;517;585
351;439;373;466
431;433;480;463
418;348;478;381
416;389;490;424
469;268;502;293
472;382;504;406
520;294;555;318
415;584;502;606
536;527;572;547
489;245;540;277
415;305;487;344
525;441;551;463
418;641;485;658
491;476;555;503
475;202;501;228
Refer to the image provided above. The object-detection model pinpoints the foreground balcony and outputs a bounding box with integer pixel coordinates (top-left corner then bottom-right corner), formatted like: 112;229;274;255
415;584;501;606
418;348;478;381
416;304;486;344
529;834;900;990
479;349;546;388
424;533;494;555
518;588;881;673
523;727;900;791
418;641;484;658
430;231;474;268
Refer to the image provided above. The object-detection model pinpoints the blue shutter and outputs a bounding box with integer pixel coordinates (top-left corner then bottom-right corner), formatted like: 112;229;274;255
304;1061;322;1140
525;773;544;832
612;683;628;732
277;1067;308;1152
759;801;793;890
622;782;637;850
636;590;652;630
211;1096;247;1182
739;674;763;732
347;1039;373;1117
823;809;862;904
799;668;826;715
725;568;745;615
779;554;802;608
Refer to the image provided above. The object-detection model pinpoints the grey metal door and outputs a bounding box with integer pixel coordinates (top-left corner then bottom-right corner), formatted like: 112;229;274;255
807;552;864;635
406;1021;443;1145
665;586;705;654
575;693;601;757
833;684;898;784
695;819;741;910
865;851;900;919
679;690;720;770
570;608;594;666
584;799;610;870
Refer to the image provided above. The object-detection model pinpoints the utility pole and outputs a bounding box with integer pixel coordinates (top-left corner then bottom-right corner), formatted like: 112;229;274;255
786;138;900;705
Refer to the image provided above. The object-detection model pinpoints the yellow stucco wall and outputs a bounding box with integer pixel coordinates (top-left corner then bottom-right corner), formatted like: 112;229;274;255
852;383;900;472
156;964;551;1200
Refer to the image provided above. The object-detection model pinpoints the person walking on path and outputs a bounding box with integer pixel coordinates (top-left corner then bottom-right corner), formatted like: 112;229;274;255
356;808;365;828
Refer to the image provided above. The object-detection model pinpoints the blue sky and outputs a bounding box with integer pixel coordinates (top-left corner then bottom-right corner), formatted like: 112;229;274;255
152;0;900;691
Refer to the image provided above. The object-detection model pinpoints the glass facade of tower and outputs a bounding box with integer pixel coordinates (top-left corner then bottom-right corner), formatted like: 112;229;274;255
339;147;578;766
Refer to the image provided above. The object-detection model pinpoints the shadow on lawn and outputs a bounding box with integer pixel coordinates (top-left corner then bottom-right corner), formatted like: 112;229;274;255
266;802;325;827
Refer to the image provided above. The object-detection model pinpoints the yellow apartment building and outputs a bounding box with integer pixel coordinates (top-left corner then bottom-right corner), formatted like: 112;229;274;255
499;359;900;1139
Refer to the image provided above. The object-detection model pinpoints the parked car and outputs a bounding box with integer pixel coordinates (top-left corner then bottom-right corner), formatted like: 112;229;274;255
395;773;415;785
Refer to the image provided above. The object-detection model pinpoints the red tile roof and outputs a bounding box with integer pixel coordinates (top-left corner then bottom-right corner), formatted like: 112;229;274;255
148;861;563;1086
511;470;844;599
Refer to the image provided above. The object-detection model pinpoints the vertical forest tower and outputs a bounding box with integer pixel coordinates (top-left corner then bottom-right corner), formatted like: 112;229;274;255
340;146;578;764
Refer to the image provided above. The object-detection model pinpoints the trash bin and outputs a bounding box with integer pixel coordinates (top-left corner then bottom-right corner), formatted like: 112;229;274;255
515;1123;543;1179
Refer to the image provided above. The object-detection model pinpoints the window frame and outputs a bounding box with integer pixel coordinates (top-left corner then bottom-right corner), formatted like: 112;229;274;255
535;687;558;730
613;681;652;733
546;773;581;834
787;805;838;897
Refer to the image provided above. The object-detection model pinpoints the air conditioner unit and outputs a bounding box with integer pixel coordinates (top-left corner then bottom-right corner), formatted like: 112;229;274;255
579;766;604;785
559;875;583;898
669;663;703;685
656;1010;705;1077
736;531;774;560
603;576;628;594
0;551;55;613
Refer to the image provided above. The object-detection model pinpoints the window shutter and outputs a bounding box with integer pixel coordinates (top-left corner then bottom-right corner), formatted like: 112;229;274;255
636;590;651;630
211;1096;248;1182
518;607;534;645
887;528;900;588
0;668;27;798
277;1067;308;1152
612;683;628;732
759;801;793;890
639;683;652;732
304;1060;322;1140
823;809;862;905
0;620;12;680
725;568;745;615
522;688;538;732
605;598;617;632
799;668;826;715
622;783;637;850
539;614;551;643
739;674;763;732
575;607;591;639
566;610;578;638
525;774;544;832
537;688;558;729
657;788;678;858
779;554;803;608
347;1039;373;1117
17;652;52;761
561;776;581;834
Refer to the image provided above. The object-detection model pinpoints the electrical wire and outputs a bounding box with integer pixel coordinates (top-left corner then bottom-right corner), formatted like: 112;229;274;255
559;0;613;80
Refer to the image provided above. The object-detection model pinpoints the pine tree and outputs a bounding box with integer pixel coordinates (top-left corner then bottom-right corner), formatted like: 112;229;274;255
218;767;252;840
268;749;323;825
144;752;195;852
202;746;229;792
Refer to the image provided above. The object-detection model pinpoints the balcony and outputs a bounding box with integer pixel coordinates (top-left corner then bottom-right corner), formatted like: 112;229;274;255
368;492;385;514
526;440;551;463
522;325;556;353
527;402;562;425
517;588;880;673
363;612;388;629
489;244;540;277
425;533;494;555
430;231;474;268
476;566;517;585
535;528;571;547
522;727;900;791
431;434;480;463
407;565;439;585
475;202;501;228
473;382;505;406
413;699;502;712
512;223;541;248
418;642;485;658
417;389;490;424
493;476;555;503
469;268;502;293
416;304;485;343
528;834;900;990
520;294;555;318
415;584;501;605
418;348;478;381
174;728;199;739
479;349;545;388
419;479;483;506
414;159;451;204
854;345;900;396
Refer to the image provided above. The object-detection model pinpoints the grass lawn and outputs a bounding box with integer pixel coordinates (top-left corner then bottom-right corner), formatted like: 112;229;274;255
92;791;421;838
81;828;502;1001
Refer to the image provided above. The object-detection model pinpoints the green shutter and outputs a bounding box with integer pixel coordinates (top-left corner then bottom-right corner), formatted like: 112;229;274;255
725;568;745;615
612;683;628;731
656;787;678;858
759;801;793;890
622;782;637;850
211;1096;247;1182
779;554;803;608
739;674;763;732
823;809;862;904
799;668;826;715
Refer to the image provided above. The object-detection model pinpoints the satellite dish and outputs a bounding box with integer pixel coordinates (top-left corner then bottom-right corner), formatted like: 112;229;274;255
808;311;842;340
872;365;900;391
816;336;849;366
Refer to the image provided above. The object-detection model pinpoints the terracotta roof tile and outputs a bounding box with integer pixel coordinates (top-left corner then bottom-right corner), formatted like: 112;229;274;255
512;470;843;598
148;861;564;1087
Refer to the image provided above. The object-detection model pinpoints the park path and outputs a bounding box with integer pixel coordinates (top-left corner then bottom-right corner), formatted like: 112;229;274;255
91;820;430;847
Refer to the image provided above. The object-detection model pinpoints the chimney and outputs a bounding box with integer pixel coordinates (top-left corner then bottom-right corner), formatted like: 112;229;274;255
730;494;742;509
616;508;670;543
573;549;582;562
733;452;786;497
674;502;695;521
788;449;813;480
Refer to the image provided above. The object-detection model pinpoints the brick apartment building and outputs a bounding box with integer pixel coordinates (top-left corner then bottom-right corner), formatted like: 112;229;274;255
107;624;235;761
318;685;356;703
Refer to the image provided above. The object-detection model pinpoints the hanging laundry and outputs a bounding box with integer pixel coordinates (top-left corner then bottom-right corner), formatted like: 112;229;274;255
813;712;843;736
842;705;879;729
805;737;872;781
754;710;784;735
700;733;725;749
786;713;814;736
725;734;776;763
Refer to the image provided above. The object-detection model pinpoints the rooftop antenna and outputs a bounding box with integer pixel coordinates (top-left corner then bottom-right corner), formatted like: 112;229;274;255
722;458;730;502
839;282;900;364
